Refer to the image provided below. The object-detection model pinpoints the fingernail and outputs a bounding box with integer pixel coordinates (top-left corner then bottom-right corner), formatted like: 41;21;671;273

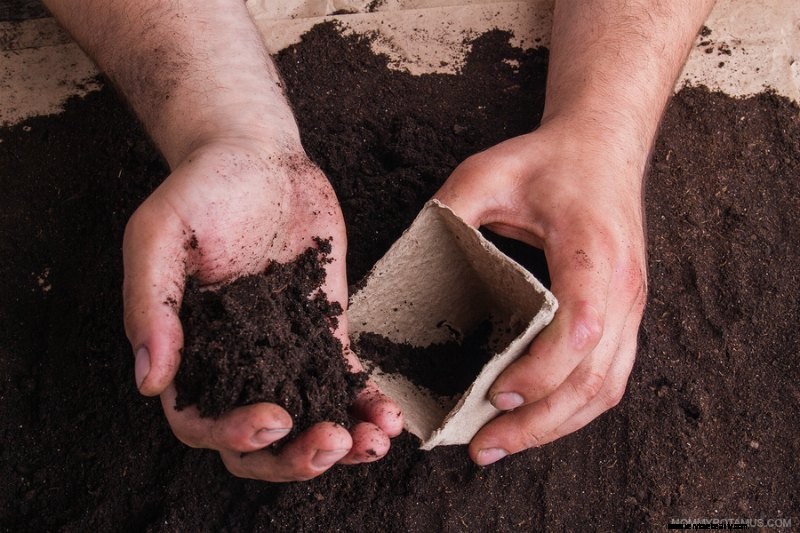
492;392;524;410
477;447;508;466
134;346;150;390
252;428;290;446
312;448;348;469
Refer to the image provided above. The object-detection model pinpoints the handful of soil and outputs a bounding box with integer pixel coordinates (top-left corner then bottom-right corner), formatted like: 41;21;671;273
174;240;365;436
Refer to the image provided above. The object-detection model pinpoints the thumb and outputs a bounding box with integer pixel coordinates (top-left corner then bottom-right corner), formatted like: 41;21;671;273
433;175;489;229
433;184;486;228
122;203;188;396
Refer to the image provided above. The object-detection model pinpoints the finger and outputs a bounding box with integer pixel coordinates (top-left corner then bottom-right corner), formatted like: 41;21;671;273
160;385;293;453
433;145;537;234
470;304;644;466
489;235;613;410
300;186;353;365
433;175;488;228
533;323;639;444
469;317;624;465
122;201;189;396
471;237;646;464
320;221;349;307
325;249;405;439
337;283;405;441
219;422;352;482
349;381;404;438
338;422;391;464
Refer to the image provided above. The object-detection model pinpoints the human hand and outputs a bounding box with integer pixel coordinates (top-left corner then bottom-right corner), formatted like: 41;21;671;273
435;121;647;465
123;137;403;481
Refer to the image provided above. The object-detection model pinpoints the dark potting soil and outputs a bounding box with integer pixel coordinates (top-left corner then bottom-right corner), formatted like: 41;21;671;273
354;321;494;397
1;21;799;532
174;242;364;434
277;25;551;286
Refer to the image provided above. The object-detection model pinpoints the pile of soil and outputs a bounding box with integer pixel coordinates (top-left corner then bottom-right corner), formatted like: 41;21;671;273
277;25;550;285
175;242;364;434
1;22;798;531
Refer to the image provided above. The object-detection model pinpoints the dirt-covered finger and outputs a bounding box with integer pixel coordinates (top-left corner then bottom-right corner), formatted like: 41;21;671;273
122;201;189;396
350;382;404;437
338;422;390;464
159;387;295;453
210;403;294;452
219;422;352;482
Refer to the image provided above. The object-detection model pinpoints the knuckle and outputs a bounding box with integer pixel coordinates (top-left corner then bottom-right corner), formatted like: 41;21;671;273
518;425;544;450
540;394;557;417
460;151;486;170
525;375;561;399
459;151;516;181
293;463;322;482
209;422;234;450
575;371;606;401
570;302;604;352
281;449;322;481
599;383;626;409
171;426;204;449
168;412;217;451
220;453;248;479
123;205;149;241
620;257;647;299
210;413;263;452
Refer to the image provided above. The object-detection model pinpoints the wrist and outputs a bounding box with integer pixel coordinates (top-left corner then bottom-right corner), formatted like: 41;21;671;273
154;97;302;170
145;71;302;168
537;111;653;181
172;125;309;175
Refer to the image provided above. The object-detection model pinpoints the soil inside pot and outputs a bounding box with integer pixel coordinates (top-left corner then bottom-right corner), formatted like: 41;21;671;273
354;321;495;398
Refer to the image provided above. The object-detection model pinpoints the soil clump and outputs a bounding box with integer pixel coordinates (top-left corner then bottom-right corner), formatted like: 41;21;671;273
175;242;364;435
1;22;798;532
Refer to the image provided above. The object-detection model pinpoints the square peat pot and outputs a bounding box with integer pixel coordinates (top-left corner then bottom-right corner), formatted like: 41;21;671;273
349;200;557;450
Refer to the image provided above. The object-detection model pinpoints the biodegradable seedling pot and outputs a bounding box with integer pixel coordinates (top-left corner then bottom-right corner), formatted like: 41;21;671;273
349;200;557;449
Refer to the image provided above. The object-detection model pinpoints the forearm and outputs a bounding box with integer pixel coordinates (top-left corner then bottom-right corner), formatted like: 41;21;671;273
543;0;715;178
43;0;299;168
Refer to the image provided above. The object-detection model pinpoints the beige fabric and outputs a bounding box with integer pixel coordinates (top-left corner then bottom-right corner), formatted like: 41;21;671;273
1;18;100;125
245;0;521;20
